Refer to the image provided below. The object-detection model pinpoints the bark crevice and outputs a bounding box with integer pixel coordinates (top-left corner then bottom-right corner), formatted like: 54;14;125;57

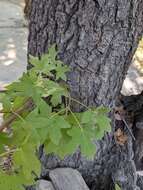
28;0;143;189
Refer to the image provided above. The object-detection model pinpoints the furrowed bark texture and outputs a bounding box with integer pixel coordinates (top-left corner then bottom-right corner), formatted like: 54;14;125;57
38;134;137;190
28;0;143;111
28;0;143;189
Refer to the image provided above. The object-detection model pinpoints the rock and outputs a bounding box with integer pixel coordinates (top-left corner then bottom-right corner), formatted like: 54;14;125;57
49;168;90;190
137;174;143;190
36;180;55;190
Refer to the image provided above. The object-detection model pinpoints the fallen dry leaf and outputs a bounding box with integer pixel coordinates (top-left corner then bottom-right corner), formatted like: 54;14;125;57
114;128;128;146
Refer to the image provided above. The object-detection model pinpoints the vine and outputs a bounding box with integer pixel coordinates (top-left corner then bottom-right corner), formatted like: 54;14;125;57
0;45;111;190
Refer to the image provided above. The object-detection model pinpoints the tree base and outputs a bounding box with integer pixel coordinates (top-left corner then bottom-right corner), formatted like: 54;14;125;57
26;92;143;190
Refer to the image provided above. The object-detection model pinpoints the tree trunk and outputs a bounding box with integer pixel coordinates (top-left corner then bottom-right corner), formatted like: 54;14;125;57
28;0;143;189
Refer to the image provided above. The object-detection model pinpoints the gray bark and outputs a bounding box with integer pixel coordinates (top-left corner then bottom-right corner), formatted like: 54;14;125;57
27;0;143;189
38;133;137;190
28;0;143;111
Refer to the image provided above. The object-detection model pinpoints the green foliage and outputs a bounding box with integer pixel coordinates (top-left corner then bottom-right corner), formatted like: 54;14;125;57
0;45;111;190
0;171;27;190
115;184;121;190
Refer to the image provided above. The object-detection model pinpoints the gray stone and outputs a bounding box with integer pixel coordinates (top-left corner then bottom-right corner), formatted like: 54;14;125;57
49;168;90;190
36;180;55;190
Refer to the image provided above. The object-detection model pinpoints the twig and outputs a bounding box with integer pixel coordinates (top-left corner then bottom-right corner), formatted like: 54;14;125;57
0;88;7;93
122;118;136;141
0;98;34;132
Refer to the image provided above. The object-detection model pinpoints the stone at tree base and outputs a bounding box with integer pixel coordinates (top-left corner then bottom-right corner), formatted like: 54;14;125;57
36;180;55;190
137;175;143;190
49;168;90;190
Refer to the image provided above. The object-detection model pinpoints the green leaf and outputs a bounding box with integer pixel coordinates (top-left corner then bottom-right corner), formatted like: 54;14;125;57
67;127;96;158
50;91;62;106
66;113;82;126
48;116;71;145
48;44;57;59
0;133;12;153
0;172;25;190
32;58;56;76
95;115;111;132
12;97;26;111
96;106;111;114
29;45;58;76
29;55;40;67
24;114;50;144
13;144;40;181
36;99;52;116
0;94;11;112
55;62;70;81
44;131;72;158
115;184;121;190
93;114;111;140
94;125;105;140
0;46;112;189
42;80;68;106
11;121;29;146
81;110;95;124
26;112;49;129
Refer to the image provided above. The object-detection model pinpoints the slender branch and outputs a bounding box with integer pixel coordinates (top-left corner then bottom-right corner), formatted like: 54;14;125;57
0;98;34;132
0;111;11;114
70;97;89;109
122;118;136;141
0;148;19;158
68;107;83;131
0;89;7;93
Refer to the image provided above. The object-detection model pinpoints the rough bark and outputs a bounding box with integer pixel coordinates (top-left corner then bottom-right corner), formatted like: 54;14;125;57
28;0;143;111
28;0;143;189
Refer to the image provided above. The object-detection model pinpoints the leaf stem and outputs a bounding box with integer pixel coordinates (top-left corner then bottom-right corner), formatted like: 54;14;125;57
50;108;67;119
0;148;19;158
0;98;33;133
68;107;83;132
69;97;89;109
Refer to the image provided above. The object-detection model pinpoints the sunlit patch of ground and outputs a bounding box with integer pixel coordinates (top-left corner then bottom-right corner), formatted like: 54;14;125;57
122;38;143;95
134;38;143;74
0;0;27;87
0;0;27;126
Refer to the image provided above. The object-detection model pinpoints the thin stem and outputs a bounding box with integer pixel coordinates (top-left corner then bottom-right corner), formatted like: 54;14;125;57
0;148;19;158
70;97;89;109
68;107;83;131
65;97;68;116
0;98;33;132
50;108;67;119
0;110;12;114
22;134;31;145
11;110;25;123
